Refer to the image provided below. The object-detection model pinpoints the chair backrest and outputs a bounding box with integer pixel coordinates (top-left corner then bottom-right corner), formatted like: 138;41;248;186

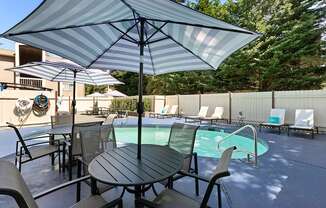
71;122;102;156
169;105;178;114
7;123;32;159
211;107;224;119
270;108;286;125
103;114;117;124
200;146;236;208
167;123;199;171
294;109;314;127
51;114;72;128
198;106;209;117
0;160;38;208
79;124;117;172
162;105;170;113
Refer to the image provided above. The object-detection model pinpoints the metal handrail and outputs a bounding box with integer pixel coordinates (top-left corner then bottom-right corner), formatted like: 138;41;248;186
217;125;258;166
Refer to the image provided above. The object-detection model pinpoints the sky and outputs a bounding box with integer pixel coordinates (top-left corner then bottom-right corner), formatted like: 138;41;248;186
0;0;43;50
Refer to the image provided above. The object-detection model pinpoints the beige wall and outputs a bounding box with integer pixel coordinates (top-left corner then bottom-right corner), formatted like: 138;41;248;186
0;90;55;126
0;52;15;83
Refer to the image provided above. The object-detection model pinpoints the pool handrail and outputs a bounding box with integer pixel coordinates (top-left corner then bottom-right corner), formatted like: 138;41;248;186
217;124;258;166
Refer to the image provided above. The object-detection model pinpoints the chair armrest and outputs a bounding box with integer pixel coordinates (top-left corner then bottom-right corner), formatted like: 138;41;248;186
34;175;90;199
26;140;61;147
135;199;158;208
179;171;210;183
23;135;50;141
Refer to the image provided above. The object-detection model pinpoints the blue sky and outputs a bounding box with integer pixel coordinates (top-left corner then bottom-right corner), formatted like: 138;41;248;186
0;0;43;50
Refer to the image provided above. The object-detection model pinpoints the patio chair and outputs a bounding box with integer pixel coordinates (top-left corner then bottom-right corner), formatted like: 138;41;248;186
153;123;200;196
185;106;209;123
0;160;122;208
157;105;179;118
77;124;122;200
51;114;73;128
137;146;236;208
199;107;228;124
259;108;286;134
67;122;103;180
288;109;318;139
7;122;62;173
103;113;118;124
149;105;170;118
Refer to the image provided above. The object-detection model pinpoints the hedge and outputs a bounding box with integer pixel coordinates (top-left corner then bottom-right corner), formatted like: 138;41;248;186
110;97;151;112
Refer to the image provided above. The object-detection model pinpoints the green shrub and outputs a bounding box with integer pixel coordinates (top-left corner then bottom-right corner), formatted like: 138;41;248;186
111;97;151;112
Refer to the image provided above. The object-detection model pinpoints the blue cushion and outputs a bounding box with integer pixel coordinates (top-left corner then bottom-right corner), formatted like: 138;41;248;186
268;116;280;124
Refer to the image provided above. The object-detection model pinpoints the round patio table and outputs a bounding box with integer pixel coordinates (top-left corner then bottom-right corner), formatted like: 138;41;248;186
88;144;184;207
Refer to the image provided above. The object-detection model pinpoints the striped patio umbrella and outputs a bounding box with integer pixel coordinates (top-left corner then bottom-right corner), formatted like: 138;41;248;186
8;61;123;131
2;0;260;159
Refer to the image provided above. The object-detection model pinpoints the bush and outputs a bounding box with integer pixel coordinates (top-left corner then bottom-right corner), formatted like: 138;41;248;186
111;97;151;112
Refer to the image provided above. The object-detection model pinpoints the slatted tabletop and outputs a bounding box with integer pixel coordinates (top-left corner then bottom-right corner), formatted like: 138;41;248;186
88;144;184;186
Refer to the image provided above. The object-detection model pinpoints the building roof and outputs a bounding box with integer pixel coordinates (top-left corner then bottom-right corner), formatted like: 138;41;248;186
0;48;14;58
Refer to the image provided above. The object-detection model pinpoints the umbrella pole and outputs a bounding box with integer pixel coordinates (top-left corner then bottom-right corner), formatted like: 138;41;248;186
69;70;77;180
137;18;145;160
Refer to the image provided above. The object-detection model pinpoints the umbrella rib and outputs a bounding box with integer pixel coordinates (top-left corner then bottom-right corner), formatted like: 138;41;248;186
50;67;67;81
145;19;258;35
86;20;140;68
133;11;140;39
144;28;156;74
120;0;141;17
108;22;138;43
144;22;168;44
146;21;216;70
2;19;136;37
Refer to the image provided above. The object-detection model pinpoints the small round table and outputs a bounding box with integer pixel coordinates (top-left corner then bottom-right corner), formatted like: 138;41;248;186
88;144;184;207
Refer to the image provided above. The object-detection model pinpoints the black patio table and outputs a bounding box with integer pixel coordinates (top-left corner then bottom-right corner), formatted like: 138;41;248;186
88;144;184;207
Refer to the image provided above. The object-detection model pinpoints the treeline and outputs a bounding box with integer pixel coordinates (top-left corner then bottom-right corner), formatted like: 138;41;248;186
109;0;325;95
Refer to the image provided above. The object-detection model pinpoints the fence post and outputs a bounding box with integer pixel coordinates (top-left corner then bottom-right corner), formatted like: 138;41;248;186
272;90;275;108
198;93;201;111
228;91;232;124
68;96;71;112
177;94;180;116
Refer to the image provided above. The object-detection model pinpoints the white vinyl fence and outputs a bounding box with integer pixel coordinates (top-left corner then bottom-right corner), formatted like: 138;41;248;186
163;90;326;128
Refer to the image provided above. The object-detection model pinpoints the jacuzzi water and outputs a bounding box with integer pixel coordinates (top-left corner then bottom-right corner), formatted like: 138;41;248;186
115;126;268;159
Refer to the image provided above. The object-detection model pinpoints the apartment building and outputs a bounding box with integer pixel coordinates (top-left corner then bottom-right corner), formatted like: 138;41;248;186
0;43;85;96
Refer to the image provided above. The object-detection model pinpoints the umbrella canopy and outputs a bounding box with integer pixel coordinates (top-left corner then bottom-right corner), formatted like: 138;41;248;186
8;61;123;85
8;61;122;161
2;0;260;159
86;92;106;97
105;90;127;97
2;0;260;74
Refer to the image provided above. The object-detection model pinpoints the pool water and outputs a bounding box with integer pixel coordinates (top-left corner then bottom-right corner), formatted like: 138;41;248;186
115;127;268;159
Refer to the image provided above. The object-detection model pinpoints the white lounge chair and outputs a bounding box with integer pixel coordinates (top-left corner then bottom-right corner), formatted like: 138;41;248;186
158;105;179;118
199;107;228;124
288;109;318;138
149;105;169;118
259;108;286;134
185;106;209;122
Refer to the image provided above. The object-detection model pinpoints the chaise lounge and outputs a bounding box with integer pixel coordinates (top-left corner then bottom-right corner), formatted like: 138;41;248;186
259;108;286;134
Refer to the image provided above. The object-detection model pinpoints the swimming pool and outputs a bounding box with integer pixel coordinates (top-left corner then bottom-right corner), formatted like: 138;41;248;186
115;126;268;159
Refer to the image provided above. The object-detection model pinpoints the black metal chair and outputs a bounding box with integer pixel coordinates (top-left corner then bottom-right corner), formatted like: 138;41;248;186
76;124;121;200
63;121;103;180
7;122;62;172
0;160;122;208
137;146;236;208
154;123;200;195
50;114;73;128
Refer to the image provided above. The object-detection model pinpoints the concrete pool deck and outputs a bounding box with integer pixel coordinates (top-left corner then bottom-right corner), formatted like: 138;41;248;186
0;116;325;207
